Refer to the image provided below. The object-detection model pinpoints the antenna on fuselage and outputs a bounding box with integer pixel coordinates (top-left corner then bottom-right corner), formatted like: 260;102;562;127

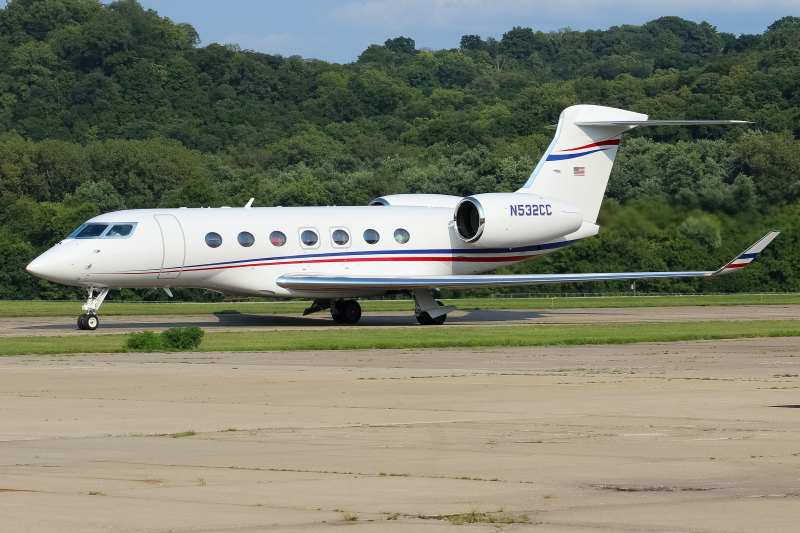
244;198;254;209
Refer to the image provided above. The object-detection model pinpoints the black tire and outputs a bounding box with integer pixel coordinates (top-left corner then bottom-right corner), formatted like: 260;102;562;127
84;314;99;330
331;300;345;323
77;314;88;330
341;300;361;324
416;311;446;325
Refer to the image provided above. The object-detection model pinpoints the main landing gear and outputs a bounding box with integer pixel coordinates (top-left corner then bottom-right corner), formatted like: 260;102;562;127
77;287;109;331
302;290;457;326
331;299;362;324
413;289;457;326
416;301;446;325
304;298;362;324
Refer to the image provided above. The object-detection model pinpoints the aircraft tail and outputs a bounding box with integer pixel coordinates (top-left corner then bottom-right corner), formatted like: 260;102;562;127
519;105;749;224
518;105;646;224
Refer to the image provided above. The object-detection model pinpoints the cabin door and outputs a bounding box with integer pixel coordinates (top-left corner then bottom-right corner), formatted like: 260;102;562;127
154;214;185;279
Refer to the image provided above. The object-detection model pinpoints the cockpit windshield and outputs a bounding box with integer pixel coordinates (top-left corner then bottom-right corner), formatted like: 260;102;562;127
69;223;137;239
71;224;108;238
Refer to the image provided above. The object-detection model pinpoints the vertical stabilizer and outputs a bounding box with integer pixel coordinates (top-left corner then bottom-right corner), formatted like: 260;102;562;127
519;105;647;223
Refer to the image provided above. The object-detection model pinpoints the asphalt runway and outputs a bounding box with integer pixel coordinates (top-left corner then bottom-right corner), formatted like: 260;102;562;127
2;304;799;337
2;333;800;531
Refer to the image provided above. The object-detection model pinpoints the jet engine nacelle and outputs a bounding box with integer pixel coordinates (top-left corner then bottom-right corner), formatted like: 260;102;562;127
453;193;583;248
369;194;463;209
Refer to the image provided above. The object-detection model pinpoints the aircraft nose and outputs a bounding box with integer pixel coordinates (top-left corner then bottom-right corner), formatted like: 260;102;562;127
27;252;68;283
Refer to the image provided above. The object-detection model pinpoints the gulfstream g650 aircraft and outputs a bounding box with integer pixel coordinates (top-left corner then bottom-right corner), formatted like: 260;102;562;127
27;105;779;330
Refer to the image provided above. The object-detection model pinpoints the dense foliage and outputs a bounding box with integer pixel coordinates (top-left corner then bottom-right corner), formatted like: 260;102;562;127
1;0;798;300
160;325;204;350
124;325;203;351
123;330;162;351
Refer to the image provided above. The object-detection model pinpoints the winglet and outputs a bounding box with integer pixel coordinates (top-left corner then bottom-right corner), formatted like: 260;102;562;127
712;231;780;276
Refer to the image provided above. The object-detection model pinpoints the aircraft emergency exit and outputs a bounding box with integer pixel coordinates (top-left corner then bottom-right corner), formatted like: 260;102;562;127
26;105;779;330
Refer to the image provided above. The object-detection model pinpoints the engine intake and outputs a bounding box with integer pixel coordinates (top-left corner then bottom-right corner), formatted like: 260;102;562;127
453;193;583;248
454;198;485;243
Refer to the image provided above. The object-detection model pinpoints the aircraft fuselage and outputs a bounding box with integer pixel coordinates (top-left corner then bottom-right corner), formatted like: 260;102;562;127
28;205;586;299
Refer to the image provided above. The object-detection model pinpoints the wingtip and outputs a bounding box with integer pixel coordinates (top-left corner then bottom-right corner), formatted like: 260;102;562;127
713;230;780;275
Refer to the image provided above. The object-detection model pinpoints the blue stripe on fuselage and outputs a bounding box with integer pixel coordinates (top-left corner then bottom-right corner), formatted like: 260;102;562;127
129;239;581;274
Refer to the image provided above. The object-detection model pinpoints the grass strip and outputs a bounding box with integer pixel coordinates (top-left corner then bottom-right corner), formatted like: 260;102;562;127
2;320;799;356
1;294;799;317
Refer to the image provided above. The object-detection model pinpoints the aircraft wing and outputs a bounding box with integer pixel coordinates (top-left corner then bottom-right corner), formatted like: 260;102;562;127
276;231;779;292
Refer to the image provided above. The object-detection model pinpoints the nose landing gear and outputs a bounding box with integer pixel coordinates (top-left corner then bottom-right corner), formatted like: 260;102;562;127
77;313;99;330
77;287;109;331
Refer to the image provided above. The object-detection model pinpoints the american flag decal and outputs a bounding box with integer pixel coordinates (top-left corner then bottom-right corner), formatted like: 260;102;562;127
574;167;585;176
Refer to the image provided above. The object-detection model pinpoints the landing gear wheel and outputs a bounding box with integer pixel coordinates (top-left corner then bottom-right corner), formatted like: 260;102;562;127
331;301;345;323
331;307;346;323
341;300;361;324
84;314;99;330
330;300;361;324
77;314;88;330
416;301;446;326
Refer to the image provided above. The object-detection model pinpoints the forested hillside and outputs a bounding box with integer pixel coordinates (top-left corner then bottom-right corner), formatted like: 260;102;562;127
1;0;799;300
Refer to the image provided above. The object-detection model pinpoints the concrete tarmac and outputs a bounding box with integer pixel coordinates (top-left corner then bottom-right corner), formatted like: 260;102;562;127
2;304;799;336
2;335;800;531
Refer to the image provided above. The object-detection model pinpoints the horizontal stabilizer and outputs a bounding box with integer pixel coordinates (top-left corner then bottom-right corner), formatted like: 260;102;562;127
276;231;779;292
575;120;751;127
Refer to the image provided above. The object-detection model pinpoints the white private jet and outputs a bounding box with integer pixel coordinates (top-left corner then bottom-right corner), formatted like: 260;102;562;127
27;105;779;330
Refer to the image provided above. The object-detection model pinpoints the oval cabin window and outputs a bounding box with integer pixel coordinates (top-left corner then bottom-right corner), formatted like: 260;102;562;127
238;231;255;247
332;229;349;246
269;231;287;247
301;230;318;246
363;229;379;244
205;232;222;248
393;228;410;244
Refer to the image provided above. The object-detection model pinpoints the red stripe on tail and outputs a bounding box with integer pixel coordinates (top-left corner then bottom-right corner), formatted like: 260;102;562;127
560;139;620;152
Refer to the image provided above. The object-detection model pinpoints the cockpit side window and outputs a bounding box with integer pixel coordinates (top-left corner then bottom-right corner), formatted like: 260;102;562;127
70;224;109;238
104;224;136;238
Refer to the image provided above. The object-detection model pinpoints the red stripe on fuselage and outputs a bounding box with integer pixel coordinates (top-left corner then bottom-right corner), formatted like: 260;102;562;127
560;139;620;152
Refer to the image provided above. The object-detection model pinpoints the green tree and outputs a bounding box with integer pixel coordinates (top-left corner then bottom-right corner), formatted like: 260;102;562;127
500;26;553;64
735;131;800;204
460;35;485;51
384;36;416;56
